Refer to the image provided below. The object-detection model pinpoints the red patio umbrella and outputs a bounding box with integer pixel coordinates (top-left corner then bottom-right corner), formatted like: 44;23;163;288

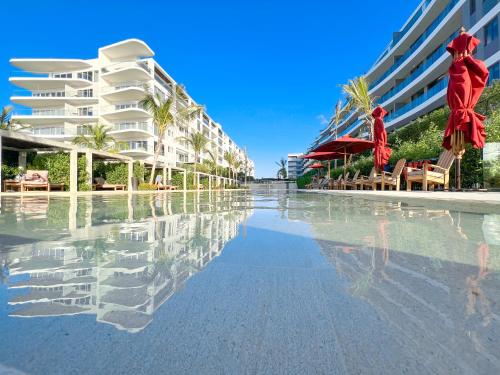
304;152;346;178
372;106;392;171
442;28;489;189
309;163;324;169
312;135;374;174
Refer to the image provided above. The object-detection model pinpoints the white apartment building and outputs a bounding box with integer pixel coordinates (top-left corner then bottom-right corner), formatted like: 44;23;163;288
312;0;500;149
287;153;304;179
9;39;254;177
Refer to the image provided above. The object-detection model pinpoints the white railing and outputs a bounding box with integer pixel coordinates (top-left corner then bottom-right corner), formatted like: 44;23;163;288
118;141;151;152
101;81;147;94
16;108;97;117
102;102;148;113
102;60;152;75
112;122;153;133
30;127;65;136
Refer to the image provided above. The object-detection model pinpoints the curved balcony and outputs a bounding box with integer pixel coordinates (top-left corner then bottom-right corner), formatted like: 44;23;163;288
101;102;151;120
101;61;151;83
9;77;92;90
118;141;152;157
12;108;98;125
11;89;98;107
369;0;460;92
101;81;148;102
109;122;156;138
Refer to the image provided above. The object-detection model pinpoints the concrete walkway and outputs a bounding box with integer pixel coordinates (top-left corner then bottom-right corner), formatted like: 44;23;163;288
302;189;500;212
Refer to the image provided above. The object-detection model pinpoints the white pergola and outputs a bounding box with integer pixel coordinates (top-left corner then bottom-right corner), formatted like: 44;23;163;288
0;129;134;192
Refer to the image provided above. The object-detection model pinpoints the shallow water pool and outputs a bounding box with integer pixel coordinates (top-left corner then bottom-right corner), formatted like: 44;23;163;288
0;191;499;374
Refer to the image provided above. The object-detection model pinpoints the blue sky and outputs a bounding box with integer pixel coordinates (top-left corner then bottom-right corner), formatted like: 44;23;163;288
1;0;420;177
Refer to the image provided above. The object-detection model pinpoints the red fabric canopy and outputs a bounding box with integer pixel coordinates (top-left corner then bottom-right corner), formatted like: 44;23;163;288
303;152;346;161
312;135;374;154
442;32;489;150
372;106;392;170
308;163;324;169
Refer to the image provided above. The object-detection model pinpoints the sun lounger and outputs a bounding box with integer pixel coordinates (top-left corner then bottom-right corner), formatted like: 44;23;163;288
356;168;376;190
406;150;454;191
21;170;49;192
372;159;406;191
93;177;126;191
343;170;360;190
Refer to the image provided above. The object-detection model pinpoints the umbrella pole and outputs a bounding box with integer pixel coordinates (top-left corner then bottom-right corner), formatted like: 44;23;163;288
328;160;331;178
456;157;462;190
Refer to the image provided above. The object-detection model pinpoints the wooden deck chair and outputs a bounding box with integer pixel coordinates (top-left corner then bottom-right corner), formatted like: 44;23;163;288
373;159;406;191
343;170;360;190
356;168;376;190
406;150;454;191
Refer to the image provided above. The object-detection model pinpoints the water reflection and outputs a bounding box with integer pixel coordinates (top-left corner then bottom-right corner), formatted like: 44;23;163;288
288;194;500;373
0;192;253;333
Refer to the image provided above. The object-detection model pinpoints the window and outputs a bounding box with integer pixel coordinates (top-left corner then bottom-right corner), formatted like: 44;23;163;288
488;62;500;85
78;107;93;116
470;0;476;14
77;89;93;97
77;71;93;81
485;17;498;46
53;72;72;78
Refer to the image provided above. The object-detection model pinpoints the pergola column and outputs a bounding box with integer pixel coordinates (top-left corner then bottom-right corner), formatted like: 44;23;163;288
208;175;212;190
197;173;200;189
167;167;172;183
128;161;133;191
183;170;187;191
85;151;93;187
18;151;27;171
69;150;78;193
162;165;167;185
0;135;3;192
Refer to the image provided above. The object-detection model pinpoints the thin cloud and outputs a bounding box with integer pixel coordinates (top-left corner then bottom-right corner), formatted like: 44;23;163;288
316;114;329;126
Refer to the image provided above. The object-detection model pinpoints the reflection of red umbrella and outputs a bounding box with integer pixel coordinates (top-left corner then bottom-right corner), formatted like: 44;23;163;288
372;106;392;171
442;28;489;189
312;135;374;173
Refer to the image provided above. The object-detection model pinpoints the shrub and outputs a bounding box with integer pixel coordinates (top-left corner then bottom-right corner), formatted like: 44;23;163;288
105;163;128;185
1;164;21;179
138;183;157;190
133;162;146;184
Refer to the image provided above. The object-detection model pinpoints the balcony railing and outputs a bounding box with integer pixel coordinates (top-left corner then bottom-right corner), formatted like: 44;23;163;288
484;0;499;14
101;81;147;94
13;89;96;99
102;60;151;75
118;141;150;152
385;77;448;123
370;0;459;90
30;127;65;136
378;30;458;104
102;102;147;113
112;122;154;134
16;108;97;117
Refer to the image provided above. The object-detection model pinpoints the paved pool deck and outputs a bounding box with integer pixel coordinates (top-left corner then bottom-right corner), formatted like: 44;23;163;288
302;189;500;213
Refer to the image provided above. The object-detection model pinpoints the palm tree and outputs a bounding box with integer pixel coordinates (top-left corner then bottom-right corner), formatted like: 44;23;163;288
141;85;204;184
73;124;117;150
342;76;375;139
233;159;242;181
330;99;350;139
0;106;23;130
177;132;211;173
223;151;237;180
207;150;219;176
275;158;287;179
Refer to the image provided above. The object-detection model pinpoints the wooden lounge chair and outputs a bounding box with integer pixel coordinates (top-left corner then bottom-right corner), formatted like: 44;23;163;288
21;170;50;192
329;175;342;189
339;172;350;190
356;168;376;190
343;170;360;190
318;177;330;190
93;177;126;191
372;159;406;191
406;150;454;191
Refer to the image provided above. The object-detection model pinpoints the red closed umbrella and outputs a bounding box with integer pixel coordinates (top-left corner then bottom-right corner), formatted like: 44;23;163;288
442;28;489;189
372;106;392;171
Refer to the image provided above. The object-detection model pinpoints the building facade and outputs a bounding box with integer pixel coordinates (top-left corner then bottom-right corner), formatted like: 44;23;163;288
10;39;254;177
287;153;304;179
311;0;500;150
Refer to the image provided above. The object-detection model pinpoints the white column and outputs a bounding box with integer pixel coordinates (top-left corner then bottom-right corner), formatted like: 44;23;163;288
85;151;92;187
18;151;27;170
183;171;187;191
69;150;78;193
163;166;167;185
208;175;212;190
168;167;172;183
128;161;133;191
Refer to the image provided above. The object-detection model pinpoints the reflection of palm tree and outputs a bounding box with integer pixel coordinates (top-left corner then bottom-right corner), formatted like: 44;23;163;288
1;259;10;284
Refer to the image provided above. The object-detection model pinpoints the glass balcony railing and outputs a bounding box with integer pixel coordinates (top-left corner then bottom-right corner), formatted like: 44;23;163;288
102;60;151;75
16;108;96;117
112;122;153;133
484;0;499;14
370;0;459;90
102;102;147;113
118;141;150;152
30;127;65;135
385;77;448;123
101;81;147;94
378;30;458;104
391;0;434;48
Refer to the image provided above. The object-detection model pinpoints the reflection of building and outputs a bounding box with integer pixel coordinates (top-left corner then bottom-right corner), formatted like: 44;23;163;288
311;0;500;148
2;193;253;333
10;39;254;175
287;153;304;179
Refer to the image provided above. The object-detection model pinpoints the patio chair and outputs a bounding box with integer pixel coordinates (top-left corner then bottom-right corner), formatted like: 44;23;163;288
355;168;376;190
372;159;406;191
93;177;126;191
21;170;50;192
343;170;360;190
338;172;350;190
329;174;342;189
406;150;454;191
318;177;330;190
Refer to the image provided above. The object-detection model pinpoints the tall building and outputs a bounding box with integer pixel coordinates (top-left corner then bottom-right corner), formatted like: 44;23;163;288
311;0;500;150
9;39;254;177
287;153;304;179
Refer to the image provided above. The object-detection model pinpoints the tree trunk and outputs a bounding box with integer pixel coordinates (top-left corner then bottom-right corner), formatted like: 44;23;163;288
149;131;164;184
